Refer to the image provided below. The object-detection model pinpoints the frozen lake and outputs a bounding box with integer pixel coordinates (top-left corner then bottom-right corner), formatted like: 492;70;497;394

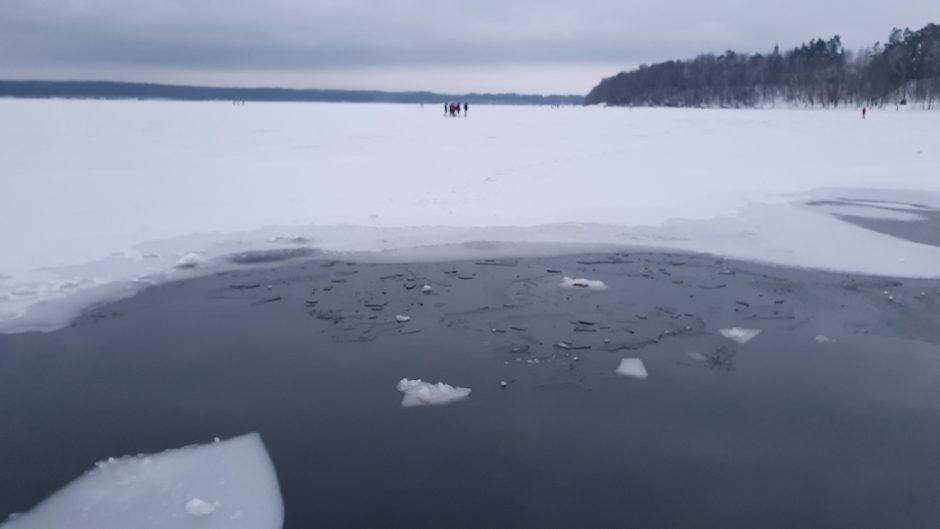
1;100;939;332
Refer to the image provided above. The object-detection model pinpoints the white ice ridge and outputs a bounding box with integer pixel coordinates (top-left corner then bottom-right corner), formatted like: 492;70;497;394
560;277;609;290
0;433;283;529
720;327;762;344
615;358;649;379
397;379;472;407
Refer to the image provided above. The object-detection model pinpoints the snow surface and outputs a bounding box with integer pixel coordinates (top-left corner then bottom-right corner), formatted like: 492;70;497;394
397;378;472;407
0;433;283;529
560;277;609;290
720;327;763;344
2;100;940;333
615;358;649;379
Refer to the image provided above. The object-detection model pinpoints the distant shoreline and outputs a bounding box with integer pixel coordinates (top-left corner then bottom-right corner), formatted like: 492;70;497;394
0;80;584;106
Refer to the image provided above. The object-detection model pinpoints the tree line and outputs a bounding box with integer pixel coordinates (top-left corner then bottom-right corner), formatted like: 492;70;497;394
0;80;585;106
585;23;940;109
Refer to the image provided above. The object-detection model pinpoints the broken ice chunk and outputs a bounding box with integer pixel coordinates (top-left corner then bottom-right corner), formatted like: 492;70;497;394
615;358;649;379
397;379;471;407
421;285;433;294
395;315;411;323
175;253;202;269
185;498;216;516
1;433;283;529
720;327;762;344
560;277;608;290
814;335;835;344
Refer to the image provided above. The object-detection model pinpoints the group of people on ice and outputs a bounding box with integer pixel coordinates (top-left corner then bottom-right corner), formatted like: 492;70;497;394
445;102;468;117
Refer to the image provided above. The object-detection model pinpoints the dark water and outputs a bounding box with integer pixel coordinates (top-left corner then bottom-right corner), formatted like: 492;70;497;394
806;196;940;249
3;253;940;528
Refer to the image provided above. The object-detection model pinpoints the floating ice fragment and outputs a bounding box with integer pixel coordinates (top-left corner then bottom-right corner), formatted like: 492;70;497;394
268;235;311;244
421;285;433;294
228;247;315;264
560;277;608;290
814;335;835;344
175;253;202;269
395;314;411;323
397;378;471;407
185;498;216;516
0;433;283;529
720;327;762;344
615;358;649;379
687;351;708;361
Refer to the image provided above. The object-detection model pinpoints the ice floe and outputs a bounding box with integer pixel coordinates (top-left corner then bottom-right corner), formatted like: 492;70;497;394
0;433;283;529
174;253;202;269
397;379;471;407
560;277;608;290
185;498;217;516
720;327;762;344
615;358;649;379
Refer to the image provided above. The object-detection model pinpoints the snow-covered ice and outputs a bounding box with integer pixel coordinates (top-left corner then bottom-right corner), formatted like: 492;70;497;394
615;358;649;379
2;100;940;332
397;378;472;407
395;314;411;322
560;277;609;290
0;433;283;529
720;327;763;344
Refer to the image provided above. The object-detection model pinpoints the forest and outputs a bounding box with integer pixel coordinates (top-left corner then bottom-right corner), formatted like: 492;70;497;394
0;80;584;106
586;23;940;108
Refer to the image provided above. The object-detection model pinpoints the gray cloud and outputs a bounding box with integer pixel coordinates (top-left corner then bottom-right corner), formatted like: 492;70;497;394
0;0;935;93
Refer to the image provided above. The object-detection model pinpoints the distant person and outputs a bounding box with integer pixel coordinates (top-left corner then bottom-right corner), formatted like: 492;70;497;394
463;102;468;116
862;107;867;119
444;102;448;116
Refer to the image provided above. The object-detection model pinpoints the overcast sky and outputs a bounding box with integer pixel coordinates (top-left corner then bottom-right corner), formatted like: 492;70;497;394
0;0;935;94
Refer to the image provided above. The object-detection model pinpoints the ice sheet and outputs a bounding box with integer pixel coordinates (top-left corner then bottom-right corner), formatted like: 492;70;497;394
2;101;940;333
0;433;283;529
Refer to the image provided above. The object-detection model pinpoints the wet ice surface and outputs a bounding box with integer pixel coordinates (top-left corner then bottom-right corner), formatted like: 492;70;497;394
803;194;940;250
1;434;282;529
4;252;940;529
